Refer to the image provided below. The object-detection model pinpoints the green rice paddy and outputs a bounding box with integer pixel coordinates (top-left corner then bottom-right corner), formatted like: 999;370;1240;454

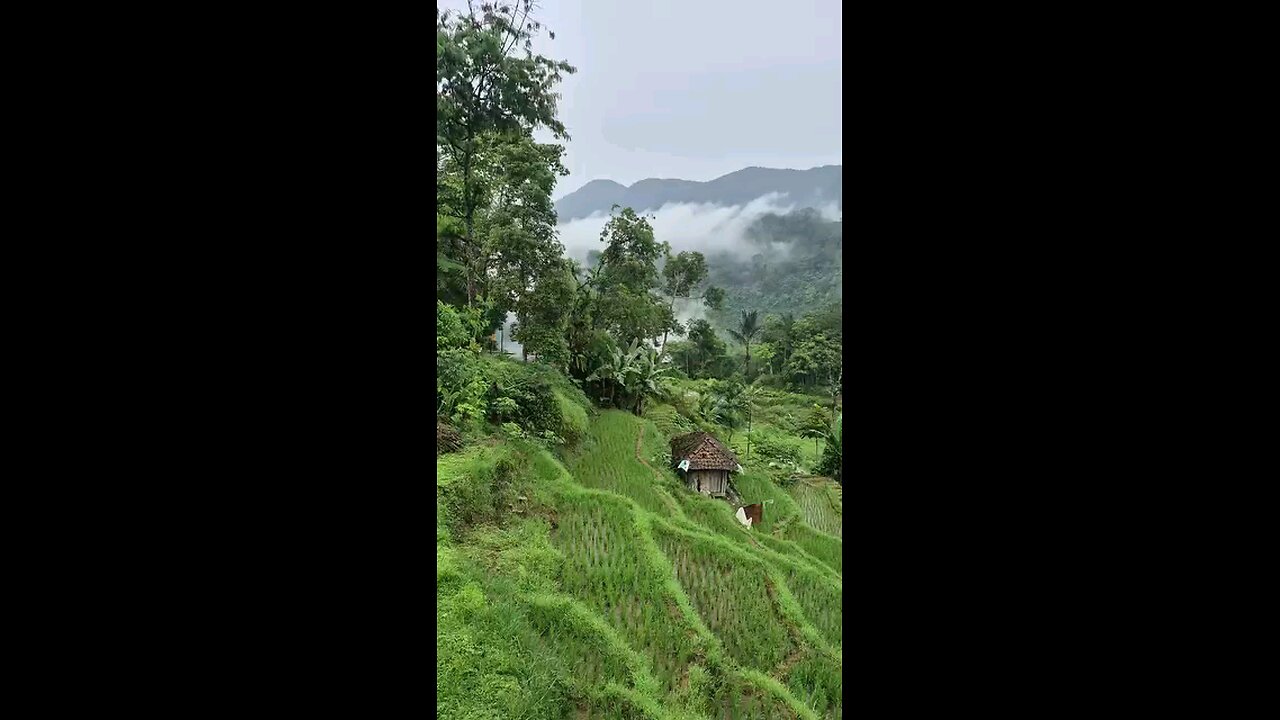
438;408;842;719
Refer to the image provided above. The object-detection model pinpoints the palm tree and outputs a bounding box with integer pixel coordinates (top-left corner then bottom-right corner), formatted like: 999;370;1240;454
728;309;763;377
702;381;748;445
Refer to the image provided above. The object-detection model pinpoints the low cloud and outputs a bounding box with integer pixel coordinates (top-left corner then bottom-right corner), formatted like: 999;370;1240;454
556;193;842;264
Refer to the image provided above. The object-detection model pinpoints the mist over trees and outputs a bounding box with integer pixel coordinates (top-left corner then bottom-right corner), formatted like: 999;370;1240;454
436;0;841;444
437;5;843;716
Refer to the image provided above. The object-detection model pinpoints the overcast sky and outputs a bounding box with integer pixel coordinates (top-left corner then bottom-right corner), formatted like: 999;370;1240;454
441;0;842;199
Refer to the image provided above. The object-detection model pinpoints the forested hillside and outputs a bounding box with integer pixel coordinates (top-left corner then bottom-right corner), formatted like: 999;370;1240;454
555;166;842;221
438;4;842;718
704;209;841;328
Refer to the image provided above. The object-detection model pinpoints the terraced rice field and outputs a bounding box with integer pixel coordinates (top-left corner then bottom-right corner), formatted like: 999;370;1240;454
729;468;801;534
785;652;843;719
790;479;843;538
551;492;698;695
714;680;798;720
442;409;843;719
781;523;842;576
784;565;843;648
567;411;675;515
653;525;796;672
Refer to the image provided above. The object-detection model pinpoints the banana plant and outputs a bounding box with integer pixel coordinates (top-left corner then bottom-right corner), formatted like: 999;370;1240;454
622;345;674;415
587;339;641;408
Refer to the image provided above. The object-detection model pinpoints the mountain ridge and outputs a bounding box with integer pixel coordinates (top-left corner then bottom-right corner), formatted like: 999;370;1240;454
556;164;842;221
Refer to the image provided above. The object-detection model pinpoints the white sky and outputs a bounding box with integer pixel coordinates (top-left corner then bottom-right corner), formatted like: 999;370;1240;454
440;0;842;198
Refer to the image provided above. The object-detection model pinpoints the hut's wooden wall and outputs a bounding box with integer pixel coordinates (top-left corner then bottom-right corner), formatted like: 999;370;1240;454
688;469;730;497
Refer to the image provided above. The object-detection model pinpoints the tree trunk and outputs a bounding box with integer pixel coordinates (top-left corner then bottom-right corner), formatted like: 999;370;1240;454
463;152;476;307
830;366;841;421
660;283;679;355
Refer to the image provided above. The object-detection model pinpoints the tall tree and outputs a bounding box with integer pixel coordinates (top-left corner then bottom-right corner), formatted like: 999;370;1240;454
668;319;728;379
761;312;796;372
728;309;763;377
511;258;575;370
594;207;671;346
437;1;575;307
785;332;840;390
657;251;724;353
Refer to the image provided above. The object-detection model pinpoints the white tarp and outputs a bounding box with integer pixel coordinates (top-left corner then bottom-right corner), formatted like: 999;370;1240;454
678;458;690;471
735;507;753;528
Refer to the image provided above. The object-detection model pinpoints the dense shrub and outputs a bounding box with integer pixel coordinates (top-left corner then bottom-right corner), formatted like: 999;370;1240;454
556;390;589;445
643;403;695;437
751;433;802;465
481;356;594;449
437;445;520;536
437;419;463;455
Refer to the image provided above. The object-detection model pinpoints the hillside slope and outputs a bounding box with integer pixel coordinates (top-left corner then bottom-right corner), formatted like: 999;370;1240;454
556;166;842;221
437;407;842;719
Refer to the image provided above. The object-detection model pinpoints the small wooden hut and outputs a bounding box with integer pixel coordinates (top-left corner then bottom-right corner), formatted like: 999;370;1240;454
670;431;741;498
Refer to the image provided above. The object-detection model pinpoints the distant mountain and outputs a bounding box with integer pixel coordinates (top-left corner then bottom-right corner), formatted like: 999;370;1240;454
555;165;842;221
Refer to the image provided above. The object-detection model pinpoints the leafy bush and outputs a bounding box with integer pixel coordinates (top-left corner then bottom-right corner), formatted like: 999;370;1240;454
555;390;589;446
437;419;463;455
751;432;802;465
643;403;694;437
436;445;520;536
437;348;488;430
481;356;593;449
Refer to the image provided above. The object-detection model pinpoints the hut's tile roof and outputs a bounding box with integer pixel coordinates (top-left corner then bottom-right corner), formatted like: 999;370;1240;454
670;431;740;471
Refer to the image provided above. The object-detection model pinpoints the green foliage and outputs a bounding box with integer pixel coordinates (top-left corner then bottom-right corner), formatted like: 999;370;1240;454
556;390;589;446
438;9;843;717
436;444;520;537
786;332;841;391
592;208;675;346
727;309;763;377
798;404;833;453
749;431;803;466
482;355;591;448
436;409;842;718
667;319;732;380
814;414;841;482
437;347;489;431
587;339;674;415
657;250;724;352
707;209;841;326
438;2;575;312
643;403;696;438
511;258;575;370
